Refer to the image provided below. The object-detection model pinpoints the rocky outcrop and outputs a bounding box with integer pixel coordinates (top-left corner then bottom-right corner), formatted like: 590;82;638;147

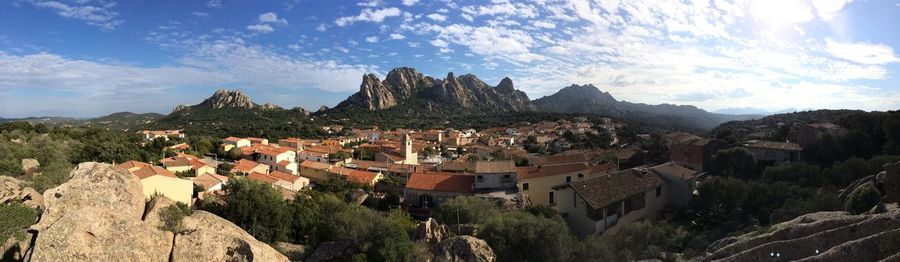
173;211;289;262
31;207;173;261
276;242;308;261
337;67;533;112
24;162;288;262
433;236;496;262
21;158;39;173
703;207;900;261
172;104;189;112
0;176;25;204
199;89;258;109
34;162;146;231
262;103;283;110
317;105;330;112
414;218;450;247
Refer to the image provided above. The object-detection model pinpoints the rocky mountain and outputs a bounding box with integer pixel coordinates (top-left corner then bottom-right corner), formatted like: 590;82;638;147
712;107;816;115
533;84;761;130
199;89;258;109
336;67;532;112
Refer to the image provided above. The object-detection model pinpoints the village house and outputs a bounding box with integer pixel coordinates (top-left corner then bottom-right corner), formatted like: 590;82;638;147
247;137;269;145
328;166;383;186
669;137;728;171
117;160;150;173
268;170;309;191
649;162;704;207
230;159;269;175
792;123;849;149
256;146;298;174
517;162;617;206
121;165;194;207
168;143;190;152
160;154;215;176
375;134;418;165
405;172;475;211
192;172;229;192
278;137;304;150
298;150;330;163
553;167;668;237
745;140;802;164
139;130;185;141
345;159;418;178
299;160;332;182
473;161;518;190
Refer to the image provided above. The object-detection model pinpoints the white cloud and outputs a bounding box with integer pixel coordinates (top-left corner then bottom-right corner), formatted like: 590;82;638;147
316;23;327;32
27;0;123;30
825;39;900;65
428;24;543;62
402;0;419;6
192;12;209;18
390;33;406;40
427;13;447;22
366;36;379;43
206;0;222;8
335;7;401;27
357;0;382;7
811;0;854;21
429;39;448;48
258;12;288;24
532;20;556;29
246;24;274;33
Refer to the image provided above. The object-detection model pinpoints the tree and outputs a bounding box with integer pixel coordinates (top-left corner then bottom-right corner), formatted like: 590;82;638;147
693;176;750;225
228;147;243;160
217;179;291;243
709;148;758;179
479;211;576;262
434;196;500;225
762;162;823;187
159;202;191;233
845;183;881;215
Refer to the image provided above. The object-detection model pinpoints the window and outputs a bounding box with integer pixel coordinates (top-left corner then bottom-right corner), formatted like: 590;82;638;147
522;182;529;191
656;185;662;197
566;176;572;183
476;175;484;182
549;191;555;205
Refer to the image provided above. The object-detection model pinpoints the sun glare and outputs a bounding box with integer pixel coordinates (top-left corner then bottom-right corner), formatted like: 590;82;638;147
750;0;815;27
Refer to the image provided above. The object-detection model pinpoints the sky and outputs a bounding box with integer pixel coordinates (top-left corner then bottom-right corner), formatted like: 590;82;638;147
1;0;900;117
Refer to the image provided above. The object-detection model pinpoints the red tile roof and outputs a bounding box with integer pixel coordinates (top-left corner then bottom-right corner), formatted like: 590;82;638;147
329;166;381;184
131;166;178;179
232;159;264;173
268;171;301;183
248;172;279;184
116;160;150;171
406;172;474;193
516;162;590;180
300;160;331;170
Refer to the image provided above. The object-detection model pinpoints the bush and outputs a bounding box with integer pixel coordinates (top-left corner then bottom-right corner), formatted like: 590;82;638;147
709;148;758;179
845;183;881;214
0;202;38;241
434;196;500;225
216;179;292;243
479;211;576;262
159;202;191;233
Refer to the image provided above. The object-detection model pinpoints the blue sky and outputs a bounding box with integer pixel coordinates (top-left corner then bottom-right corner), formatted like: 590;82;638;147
1;0;900;117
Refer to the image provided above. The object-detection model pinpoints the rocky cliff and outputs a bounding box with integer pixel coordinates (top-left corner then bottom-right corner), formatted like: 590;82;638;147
2;162;288;262
336;67;533;112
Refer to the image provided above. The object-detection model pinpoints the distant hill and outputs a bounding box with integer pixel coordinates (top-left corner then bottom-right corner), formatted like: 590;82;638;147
533;84;761;131
712;107;815;115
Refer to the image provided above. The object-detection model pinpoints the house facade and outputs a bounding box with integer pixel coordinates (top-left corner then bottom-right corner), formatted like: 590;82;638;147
404;172;475;209
516;163;617;206
553;168;668;238
649;162;703;207
473;161;517;190
669;137;728;171
746;140;802;164
125;165;194;207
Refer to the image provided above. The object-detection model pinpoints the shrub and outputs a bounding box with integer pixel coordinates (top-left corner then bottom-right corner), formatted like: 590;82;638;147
159;202;191;233
434;196;500;225
0;202;38;241
845;183;881;215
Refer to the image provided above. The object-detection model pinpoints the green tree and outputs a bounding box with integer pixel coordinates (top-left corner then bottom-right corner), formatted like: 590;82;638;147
434;196;500;225
228;147;243;160
709;148;758;179
479;211;576;262
217;179;291;243
845;183;881;215
693;176;750;224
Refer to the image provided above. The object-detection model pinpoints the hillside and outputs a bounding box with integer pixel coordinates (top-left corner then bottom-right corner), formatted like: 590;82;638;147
533;84;760;131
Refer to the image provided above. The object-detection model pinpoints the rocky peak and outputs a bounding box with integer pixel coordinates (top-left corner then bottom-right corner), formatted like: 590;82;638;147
261;103;282;110
496;77;515;93
200;89;257;109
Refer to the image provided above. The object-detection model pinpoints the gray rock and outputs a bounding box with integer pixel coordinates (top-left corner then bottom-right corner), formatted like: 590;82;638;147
20;158;39;173
172;211;289;262
433;236;496;262
34;162;145;231
143;196;177;231
30;207;172;262
0;176;24;204
414;217;449;246
275;242;308;261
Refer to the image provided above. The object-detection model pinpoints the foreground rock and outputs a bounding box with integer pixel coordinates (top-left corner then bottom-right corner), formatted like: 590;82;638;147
704;206;900;261
433;236;496;262
34;162;145;231
173;211;289;262
31;207;172;262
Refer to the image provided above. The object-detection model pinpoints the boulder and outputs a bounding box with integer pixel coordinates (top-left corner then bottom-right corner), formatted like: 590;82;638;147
18;187;43;210
30;207;172;262
20;158;39;173
433;236;496;262
172;211;289;262
1;231;36;261
345;189;369;205
34;163;145;231
414;218;450;246
882;161;900;202
143;196;177;230
0;176;24;204
275;242;308;261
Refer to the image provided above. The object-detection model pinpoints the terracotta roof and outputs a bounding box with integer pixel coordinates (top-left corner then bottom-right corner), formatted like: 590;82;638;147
131;166;178;179
747;140;802;151
258;146;292;157
330;166;380;184
300;160;331;170
277;160;293;167
569;168;664;210
379;151;405;162
116;160;150;171
649;162;703;181
268;171;301;182
161;156;192;167
169;143;190;150
474;161;516;174
528;154;589;166
436;161;473;172
516;162;589;180
232;159;264;173
247;172;279;184
406;172;474;193
224;136;242;142
193;172;228;190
